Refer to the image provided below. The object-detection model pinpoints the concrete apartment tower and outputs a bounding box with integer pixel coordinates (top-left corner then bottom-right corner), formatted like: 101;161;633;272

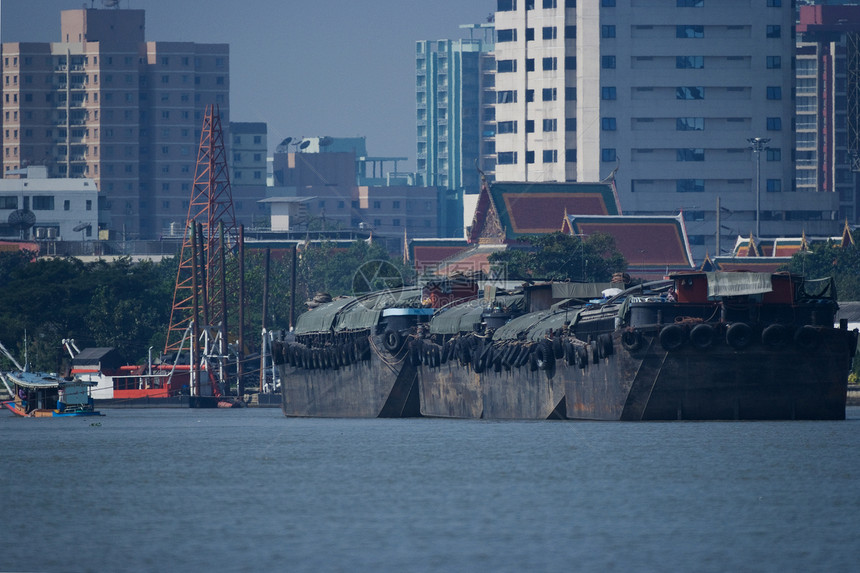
1;7;230;239
796;4;860;224
492;0;840;259
416;25;496;238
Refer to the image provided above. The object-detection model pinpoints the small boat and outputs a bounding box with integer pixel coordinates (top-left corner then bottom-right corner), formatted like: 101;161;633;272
1;339;102;417
2;371;102;418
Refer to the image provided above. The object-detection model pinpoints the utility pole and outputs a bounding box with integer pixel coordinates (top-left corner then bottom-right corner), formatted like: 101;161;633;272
747;137;770;238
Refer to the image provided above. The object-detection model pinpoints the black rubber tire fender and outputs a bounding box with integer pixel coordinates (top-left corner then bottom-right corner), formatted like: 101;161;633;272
382;329;404;353
659;324;686;351
794;325;820;350
516;345;531;368
564;342;576;366
621;329;643;352
689;323;714;350
536;341;553;370
576;345;588;369
761;324;789;348
599;333;614;357
726;322;753;350
590;341;600;364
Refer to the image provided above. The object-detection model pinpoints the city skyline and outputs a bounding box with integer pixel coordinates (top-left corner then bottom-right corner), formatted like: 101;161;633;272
0;0;494;171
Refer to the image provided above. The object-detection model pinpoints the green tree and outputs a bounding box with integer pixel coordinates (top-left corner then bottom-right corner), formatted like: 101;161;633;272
785;241;860;301
488;232;627;282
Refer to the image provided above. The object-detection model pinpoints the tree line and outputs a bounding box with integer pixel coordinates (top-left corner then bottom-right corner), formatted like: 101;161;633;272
0;240;411;372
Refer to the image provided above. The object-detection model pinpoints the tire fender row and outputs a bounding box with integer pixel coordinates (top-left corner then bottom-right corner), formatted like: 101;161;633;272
643;320;825;352
412;333;614;373
275;338;372;370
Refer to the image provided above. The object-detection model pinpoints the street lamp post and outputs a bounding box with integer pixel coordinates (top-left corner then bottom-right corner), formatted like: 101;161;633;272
747;137;770;238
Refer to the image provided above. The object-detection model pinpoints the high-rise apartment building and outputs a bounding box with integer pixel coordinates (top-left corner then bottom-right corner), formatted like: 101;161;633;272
416;25;495;238
796;4;860;223
0;7;230;239
492;0;840;259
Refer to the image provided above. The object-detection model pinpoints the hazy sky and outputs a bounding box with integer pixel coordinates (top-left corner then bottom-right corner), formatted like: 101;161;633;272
0;0;494;170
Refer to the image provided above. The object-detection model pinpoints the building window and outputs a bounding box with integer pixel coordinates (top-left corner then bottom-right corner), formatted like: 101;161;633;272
677;179;705;193
766;56;781;69
497;0;516;11
677;25;704;38
766;179;782;192
542;88;557;101
543;0;557;7
526;151;535;164
601;86;617;100
526;59;535;71
767;0;781;6
565;25;576;39
498;121;518;134
676;86;704;99
542;57;557;71
498;29;517;42
543;150;558;163
565;56;576;70
602;117;617;131
543;119;557;132
602;0;616;6
498;151;518;165
602;148;616;162
63;200;70;211
497;90;517;104
526;28;535;42
542;27;557;40
32;196;55;210
0;197;18;209
677;0;704;6
497;60;517;73
393;200;401;208
602;25;616;38
677;117;704;131
676;56;704;69
393;218;401;226
766;25;781;39
766;86;782;100
566;87;576;101
602;55;616;69
566;118;577;131
766;117;782;131
526;89;535;102
766;148;781;161
677;148;705;161
565;149;576;162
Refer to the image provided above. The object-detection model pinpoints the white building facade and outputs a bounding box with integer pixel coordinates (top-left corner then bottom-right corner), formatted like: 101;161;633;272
0;166;98;240
492;0;840;259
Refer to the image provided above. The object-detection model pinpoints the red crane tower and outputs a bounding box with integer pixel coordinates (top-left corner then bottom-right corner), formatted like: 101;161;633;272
164;104;239;376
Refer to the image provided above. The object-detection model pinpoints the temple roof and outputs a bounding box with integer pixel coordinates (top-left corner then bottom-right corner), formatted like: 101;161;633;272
410;238;471;274
468;181;621;244
563;213;695;279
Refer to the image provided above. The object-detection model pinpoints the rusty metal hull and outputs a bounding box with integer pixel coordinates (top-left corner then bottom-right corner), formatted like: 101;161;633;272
417;362;565;419
276;335;420;418
559;329;851;420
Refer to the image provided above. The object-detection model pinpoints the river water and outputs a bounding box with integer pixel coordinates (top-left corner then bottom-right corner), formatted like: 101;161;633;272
2;406;859;573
